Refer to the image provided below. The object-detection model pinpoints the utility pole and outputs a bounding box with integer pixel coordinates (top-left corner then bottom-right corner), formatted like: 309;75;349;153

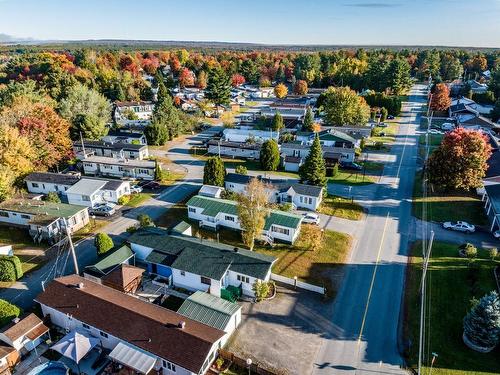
418;230;434;375
62;218;79;275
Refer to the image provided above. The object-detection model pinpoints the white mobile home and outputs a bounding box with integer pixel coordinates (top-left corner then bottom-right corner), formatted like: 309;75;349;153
24;172;80;195
66;178;130;207
82;155;156;181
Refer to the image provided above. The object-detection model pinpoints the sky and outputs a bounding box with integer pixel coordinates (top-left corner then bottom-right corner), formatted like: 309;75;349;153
0;0;499;47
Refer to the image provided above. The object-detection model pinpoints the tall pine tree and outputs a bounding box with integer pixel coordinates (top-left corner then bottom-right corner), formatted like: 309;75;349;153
299;134;326;187
302;107;314;131
205;68;231;116
463;291;500;351
203;157;226;186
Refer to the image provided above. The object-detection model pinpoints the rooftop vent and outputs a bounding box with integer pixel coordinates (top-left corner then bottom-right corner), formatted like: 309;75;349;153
12;317;20;324
78;282;84;289
178;321;186;329
233;247;238;253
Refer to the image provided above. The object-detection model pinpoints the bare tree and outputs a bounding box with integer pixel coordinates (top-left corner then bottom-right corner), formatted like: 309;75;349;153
236;178;270;250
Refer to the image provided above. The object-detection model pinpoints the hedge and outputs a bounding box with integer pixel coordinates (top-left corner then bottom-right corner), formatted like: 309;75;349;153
0;299;21;328
364;93;402;116
94;233;114;255
0;255;23;281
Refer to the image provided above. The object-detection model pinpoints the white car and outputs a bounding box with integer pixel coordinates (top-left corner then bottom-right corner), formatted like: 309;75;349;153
442;221;475;233
428;129;443;135
493;230;500;239
302;213;320;225
130;185;143;194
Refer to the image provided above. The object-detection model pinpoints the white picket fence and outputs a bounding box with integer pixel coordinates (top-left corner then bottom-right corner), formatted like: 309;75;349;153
271;273;326;295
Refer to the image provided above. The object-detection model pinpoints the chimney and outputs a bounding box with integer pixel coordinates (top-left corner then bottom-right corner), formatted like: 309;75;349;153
178;321;186;329
233;247;238;253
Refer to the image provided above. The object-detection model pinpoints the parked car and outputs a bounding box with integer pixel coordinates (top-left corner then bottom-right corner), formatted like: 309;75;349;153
130;185;143;194
303;213;320;225
340;162;363;171
376;122;388;128
493;230;500;239
144;181;161;190
428;129;443;135
441;122;454;131
89;204;116;217
387;115;395;120
442;221;475;233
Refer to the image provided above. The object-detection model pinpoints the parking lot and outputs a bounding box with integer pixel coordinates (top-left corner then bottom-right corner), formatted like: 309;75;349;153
226;284;335;375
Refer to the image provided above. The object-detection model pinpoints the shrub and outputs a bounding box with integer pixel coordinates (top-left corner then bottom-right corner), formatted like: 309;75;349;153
215;357;224;370
278;203;293;212
464;243;478;260
252;280;270;302
45;191;61;203
118;195;130;205
126;225;138;233
235;165;248;175
0;299;21;327
137;214;154;228
489;247;498;260
0;255;23;281
94;233;114;255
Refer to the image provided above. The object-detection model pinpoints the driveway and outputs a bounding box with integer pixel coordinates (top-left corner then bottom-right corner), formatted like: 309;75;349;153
227;284;334;375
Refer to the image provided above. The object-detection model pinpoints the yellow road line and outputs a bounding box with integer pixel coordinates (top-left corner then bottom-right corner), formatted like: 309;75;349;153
357;212;390;343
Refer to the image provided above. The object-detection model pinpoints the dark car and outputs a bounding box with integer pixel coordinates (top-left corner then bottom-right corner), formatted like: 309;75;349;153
141;181;161;190
340;162;363;171
387;115;395;120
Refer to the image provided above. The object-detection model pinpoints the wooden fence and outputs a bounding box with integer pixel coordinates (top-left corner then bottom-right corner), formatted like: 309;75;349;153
271;273;326;295
218;349;284;375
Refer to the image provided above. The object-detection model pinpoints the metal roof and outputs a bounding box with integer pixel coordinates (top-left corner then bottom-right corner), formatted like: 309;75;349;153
85;245;134;276
0;199;86;223
66;179;106;196
108;341;157;374
24;172;80;186
178;291;240;331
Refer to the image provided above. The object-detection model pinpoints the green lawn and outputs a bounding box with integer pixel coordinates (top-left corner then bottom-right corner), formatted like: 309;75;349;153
404;241;500;375
329;170;376;186
364;122;399;151
72;220;109;242
412;172;488;226
419;133;444;146
126;193;155;207
318;195;364;220
0;225;45;250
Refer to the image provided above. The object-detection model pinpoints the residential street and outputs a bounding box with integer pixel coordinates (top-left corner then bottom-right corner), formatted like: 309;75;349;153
313;84;426;375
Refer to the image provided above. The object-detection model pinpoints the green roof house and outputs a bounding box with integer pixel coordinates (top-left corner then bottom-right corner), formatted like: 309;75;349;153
186;195;303;244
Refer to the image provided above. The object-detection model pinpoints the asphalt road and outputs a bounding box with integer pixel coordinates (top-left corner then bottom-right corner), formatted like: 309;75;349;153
313;85;427;375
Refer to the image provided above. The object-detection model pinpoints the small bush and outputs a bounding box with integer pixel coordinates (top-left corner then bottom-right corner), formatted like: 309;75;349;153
126;225;138;233
0;299;21;327
94;233;114;255
464;243;478;260
235;165;248;175
118;195;130;205
137;214;154;228
45;191;61;203
0;255;23;281
252;280;270;302
278;203;293;212
489;248;498;260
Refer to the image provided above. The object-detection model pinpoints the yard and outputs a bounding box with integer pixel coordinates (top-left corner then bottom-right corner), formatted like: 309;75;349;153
364;121;399;151
412;172;488;226
318;195;364;220
404;241;500;375
72;220;109;242
329;170;376;186
124;193;155;207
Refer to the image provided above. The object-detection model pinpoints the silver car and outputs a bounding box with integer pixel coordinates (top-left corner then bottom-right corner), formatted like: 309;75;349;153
90;204;116;217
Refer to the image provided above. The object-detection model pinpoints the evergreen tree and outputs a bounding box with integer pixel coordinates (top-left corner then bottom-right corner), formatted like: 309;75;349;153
203;156;226;186
271;112;284;131
205;68;231;115
144;121;169;145
155;71;169;102
94;233;114;255
302;107;314;131
463;291;500;350
380;107;388;122
260;140;280;171
151;94;182;140
299;134;326;187
386;58;412;95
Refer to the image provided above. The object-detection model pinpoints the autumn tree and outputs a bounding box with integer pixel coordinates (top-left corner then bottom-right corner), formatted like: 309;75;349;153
430;83;452;111
236;178;270;251
260;140;280;171
203;156;226;187
293;80;308;95
427;128;492;190
205;68;231;115
322;86;370;126
59;83;111;139
231;73;246;87
196;70;208;89
274;83;288;99
299;134;326;187
178;68;195;88
302;107;314;131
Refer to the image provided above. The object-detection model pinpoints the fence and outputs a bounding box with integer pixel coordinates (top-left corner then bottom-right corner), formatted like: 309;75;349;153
218;349;283;375
271;273;325;295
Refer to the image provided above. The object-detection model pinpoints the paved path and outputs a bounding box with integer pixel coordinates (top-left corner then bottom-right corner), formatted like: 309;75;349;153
313;85;426;375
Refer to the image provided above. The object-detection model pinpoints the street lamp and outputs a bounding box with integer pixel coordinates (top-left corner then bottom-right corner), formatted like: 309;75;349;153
246;358;252;375
91;214;96;229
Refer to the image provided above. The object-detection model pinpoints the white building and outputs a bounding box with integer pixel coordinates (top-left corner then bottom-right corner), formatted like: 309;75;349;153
81;155;156;181
207;140;261;160
66;178;130;207
224;173;323;211
280;142;356;168
102;130;147;145
0;199;89;242
114;101;154;123
24;172;81;196
0;314;49;357
186;195;303;244
199;185;224;199
222;128;279;144
73;140;149;160
36;274;225;375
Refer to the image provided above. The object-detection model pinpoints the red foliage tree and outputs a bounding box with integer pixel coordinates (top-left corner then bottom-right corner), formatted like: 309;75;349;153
427;128;492;190
293;80;308;95
178;68;195;88
119;55;139;76
142;57;160;75
231;73;246;87
430;83;452;111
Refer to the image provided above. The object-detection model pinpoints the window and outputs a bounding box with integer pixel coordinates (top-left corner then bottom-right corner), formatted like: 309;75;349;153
21;215;30;219
200;276;211;285
225;215;235;222
299;196;303;203
32;182;39;188
103;165;112;170
271;225;289;236
180;271;185;276
237;274;250;284
99;331;108;338
308;197;313;204
118;167;124;172
55;185;59;191
162;360;176;372
82;323;90;330
188;207;196;213
82;195;90;201
84;163;93;168
0;211;8;217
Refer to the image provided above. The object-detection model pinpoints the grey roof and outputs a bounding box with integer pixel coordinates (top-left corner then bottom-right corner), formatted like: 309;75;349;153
178;291;241;331
83;155;155;168
106;130;145;139
74;140;146;151
485;184;500;215
66;179;106;196
24;172;80;186
102;179;126;190
207;140;261;150
109;342;156;375
287;183;323;198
